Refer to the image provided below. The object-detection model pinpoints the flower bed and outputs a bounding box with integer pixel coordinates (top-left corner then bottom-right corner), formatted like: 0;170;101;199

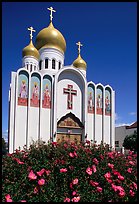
2;140;137;202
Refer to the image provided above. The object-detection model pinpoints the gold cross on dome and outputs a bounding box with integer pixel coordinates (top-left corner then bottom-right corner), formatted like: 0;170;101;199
28;26;36;40
76;41;83;54
47;6;56;22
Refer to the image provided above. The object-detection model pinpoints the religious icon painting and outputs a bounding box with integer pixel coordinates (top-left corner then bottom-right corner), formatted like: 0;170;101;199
105;89;111;116
30;74;40;107
96;87;103;115
18;71;28;106
42;75;51;109
87;85;94;114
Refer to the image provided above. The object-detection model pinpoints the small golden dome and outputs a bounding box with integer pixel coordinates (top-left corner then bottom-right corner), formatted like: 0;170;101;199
22;40;39;60
35;22;66;54
73;54;87;70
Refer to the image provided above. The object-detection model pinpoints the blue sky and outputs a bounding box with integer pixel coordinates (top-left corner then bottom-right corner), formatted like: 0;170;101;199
2;2;137;140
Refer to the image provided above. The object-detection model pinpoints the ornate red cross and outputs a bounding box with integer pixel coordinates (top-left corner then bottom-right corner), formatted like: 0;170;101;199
63;84;77;109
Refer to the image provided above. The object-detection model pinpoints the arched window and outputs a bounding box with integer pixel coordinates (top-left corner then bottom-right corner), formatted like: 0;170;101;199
30;64;32;72
45;59;48;69
34;66;36;71
59;61;61;69
27;64;29;70
52;59;55;69
39;60;42;70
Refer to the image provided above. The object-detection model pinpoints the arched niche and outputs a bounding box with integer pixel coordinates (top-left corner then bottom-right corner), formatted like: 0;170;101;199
30;73;41;107
18;70;29;106
87;83;95;114
96;85;103;115
42;75;52;109
105;87;111;116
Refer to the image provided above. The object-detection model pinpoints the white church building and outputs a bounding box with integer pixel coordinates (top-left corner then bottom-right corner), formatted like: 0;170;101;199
8;7;115;153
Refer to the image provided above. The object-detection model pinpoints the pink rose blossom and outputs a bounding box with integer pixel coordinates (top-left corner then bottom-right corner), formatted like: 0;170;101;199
71;196;80;202
104;172;111;179
45;170;51;175
127;155;132;160
34;187;38;194
69;152;74;158
129;189;135;197
129;161;135;165
112;170;120;176
111;184;118;192
100;154;104;160
5;194;12;202
64;197;70;202
86;167;92;175
28;170;37;180
60;168;67;173
93;158;99;165
118;190;125;197
92;165;97;173
90;180;99;186
97;186;102;193
38;178;45;186
118;175;124;181
70;182;73;189
64;143;68;148
108;163;114;169
37;168;45;176
74;151;77;157
72;178;78;185
132;182;137;190
21;200;26;202
72;191;77;196
127;168;132;173
107;179;113;183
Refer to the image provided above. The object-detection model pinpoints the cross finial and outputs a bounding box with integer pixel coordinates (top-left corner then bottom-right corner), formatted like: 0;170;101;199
76;41;83;54
47;6;56;22
28;26;36;40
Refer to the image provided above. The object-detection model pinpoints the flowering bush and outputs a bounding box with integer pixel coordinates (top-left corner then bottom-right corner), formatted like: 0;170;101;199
2;140;137;202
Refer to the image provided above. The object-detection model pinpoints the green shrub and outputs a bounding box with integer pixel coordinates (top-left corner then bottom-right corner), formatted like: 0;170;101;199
2;140;137;202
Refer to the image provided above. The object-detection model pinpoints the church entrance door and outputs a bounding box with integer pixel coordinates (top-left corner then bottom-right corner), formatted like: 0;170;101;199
56;112;84;144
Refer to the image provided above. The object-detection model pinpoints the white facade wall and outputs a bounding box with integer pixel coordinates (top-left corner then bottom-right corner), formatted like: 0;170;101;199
40;109;51;142
95;115;103;144
22;56;39;72
104;116;110;144
87;114;94;141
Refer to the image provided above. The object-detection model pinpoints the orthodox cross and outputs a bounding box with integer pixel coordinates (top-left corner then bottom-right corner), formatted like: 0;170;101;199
47;6;56;22
63;85;77;109
28;26;36;40
76;41;83;54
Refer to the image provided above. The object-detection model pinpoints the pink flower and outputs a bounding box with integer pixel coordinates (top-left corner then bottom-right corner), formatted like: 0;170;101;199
107;179;113;183
132;182;137;190
28;170;37;180
104;172;111;179
21;200;26;202
93;158;99;165
5;194;12;202
86;167;92;175
70;182;73;189
60;168;67;173
129;190;135;197
127;168;132;173
108;163;114;169
45;170;51;175
112;170;120;176
69;165;74;171
71;196;80;202
118;190;125;197
34;187;38;194
64;197;70;202
92;165;97;173
38;178;45;186
72;178;78;185
129;161;135;165
107;152;114;159
127;155;132;160
100;154;104;160
52;142;57;146
118;175;124;181
74;151;77;157
69;152;74;158
111;184;118;192
64;143;68;148
72;191;77;196
97;186;102;193
90;180;99;187
37;168;45;176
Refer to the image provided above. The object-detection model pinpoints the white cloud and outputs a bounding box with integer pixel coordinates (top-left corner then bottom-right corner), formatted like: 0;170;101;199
115;123;131;127
128;112;137;116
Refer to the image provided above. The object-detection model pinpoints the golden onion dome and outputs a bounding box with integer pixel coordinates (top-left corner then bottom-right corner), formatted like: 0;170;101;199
35;22;66;54
73;54;87;70
22;40;39;60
